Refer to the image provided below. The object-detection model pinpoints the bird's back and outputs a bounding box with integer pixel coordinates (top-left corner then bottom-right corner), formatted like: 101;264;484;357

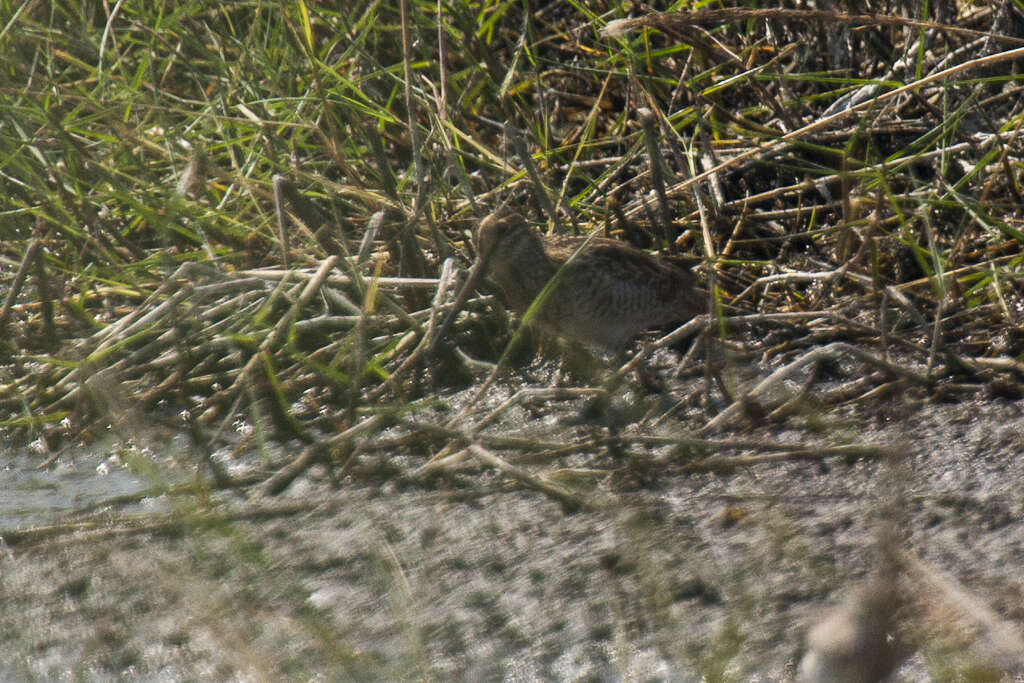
534;236;701;351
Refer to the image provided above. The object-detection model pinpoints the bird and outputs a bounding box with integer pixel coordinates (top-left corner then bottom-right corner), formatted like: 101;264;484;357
438;210;703;354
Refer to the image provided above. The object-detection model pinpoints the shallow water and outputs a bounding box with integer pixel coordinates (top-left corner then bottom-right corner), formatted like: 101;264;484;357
1;443;150;530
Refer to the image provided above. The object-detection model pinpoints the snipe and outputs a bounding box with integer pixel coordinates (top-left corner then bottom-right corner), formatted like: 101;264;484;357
443;211;702;353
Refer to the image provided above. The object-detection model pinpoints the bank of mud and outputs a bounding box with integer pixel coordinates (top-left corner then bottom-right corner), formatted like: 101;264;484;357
2;383;1023;681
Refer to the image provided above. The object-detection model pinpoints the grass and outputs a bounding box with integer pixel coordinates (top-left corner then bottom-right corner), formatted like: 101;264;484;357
3;2;1024;435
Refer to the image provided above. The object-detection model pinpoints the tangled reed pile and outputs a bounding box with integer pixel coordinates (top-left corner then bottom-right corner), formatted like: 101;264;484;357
2;3;1024;499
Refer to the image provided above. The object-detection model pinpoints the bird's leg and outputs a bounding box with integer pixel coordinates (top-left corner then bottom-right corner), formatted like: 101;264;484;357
547;338;603;387
610;343;669;396
634;359;668;395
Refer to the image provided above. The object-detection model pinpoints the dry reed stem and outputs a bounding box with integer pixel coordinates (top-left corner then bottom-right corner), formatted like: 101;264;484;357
467;444;592;512
700;342;932;433
896;548;1024;670
677;444;889;473
618;45;1024;221
602;9;1024;47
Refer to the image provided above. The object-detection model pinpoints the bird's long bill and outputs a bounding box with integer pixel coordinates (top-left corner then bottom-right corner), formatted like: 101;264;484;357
429;253;490;354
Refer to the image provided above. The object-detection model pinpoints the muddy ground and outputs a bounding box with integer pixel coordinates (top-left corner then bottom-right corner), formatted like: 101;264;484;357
2;354;1024;681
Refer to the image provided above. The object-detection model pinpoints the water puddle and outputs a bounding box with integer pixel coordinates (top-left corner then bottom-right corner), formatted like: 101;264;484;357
1;443;154;530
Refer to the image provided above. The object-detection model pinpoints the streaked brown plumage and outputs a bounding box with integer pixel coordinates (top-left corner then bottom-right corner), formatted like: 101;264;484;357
462;211;702;352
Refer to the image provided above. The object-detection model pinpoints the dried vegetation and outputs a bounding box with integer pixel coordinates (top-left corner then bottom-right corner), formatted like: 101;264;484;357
1;1;1024;500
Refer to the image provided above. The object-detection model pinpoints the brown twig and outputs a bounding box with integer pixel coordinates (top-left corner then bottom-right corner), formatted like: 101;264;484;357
467;444;591;511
